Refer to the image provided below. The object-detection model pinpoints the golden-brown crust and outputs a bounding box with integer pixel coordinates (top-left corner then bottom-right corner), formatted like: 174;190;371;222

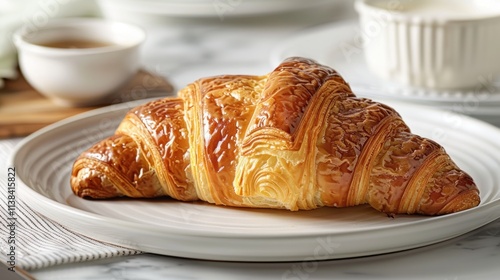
70;57;480;215
180;75;265;206
116;98;197;201
71;134;162;198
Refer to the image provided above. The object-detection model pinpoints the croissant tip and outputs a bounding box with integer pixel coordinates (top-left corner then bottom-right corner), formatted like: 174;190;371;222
437;189;481;215
70;168;121;199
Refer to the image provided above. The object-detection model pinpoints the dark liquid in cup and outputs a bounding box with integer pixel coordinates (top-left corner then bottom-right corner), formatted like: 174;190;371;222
38;40;113;49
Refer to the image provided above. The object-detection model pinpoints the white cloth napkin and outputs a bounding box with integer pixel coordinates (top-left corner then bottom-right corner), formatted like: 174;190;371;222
0;0;99;88
0;139;142;270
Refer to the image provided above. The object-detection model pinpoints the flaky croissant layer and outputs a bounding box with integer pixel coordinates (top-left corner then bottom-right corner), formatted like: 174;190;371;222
71;57;480;215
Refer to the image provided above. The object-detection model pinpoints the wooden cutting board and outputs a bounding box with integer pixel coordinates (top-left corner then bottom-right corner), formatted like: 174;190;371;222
0;70;174;138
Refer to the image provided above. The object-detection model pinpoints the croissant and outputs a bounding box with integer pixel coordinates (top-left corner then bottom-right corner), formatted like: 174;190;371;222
71;57;480;216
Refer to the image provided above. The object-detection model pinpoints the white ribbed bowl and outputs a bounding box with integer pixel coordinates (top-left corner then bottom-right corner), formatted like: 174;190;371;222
355;0;500;89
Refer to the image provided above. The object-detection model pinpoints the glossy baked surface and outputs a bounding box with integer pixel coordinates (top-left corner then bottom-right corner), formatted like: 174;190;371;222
71;57;479;215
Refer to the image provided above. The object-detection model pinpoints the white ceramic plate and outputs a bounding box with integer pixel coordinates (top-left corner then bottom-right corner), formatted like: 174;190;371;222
12;99;500;262
271;21;500;109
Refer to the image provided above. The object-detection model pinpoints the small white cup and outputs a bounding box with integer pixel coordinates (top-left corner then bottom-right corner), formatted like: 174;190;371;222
14;18;146;106
355;0;500;90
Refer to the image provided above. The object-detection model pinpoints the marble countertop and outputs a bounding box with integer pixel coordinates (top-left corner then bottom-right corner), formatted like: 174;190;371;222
11;2;500;279
29;217;500;279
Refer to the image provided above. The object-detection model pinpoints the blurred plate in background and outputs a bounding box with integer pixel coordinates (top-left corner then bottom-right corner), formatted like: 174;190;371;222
97;0;343;22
